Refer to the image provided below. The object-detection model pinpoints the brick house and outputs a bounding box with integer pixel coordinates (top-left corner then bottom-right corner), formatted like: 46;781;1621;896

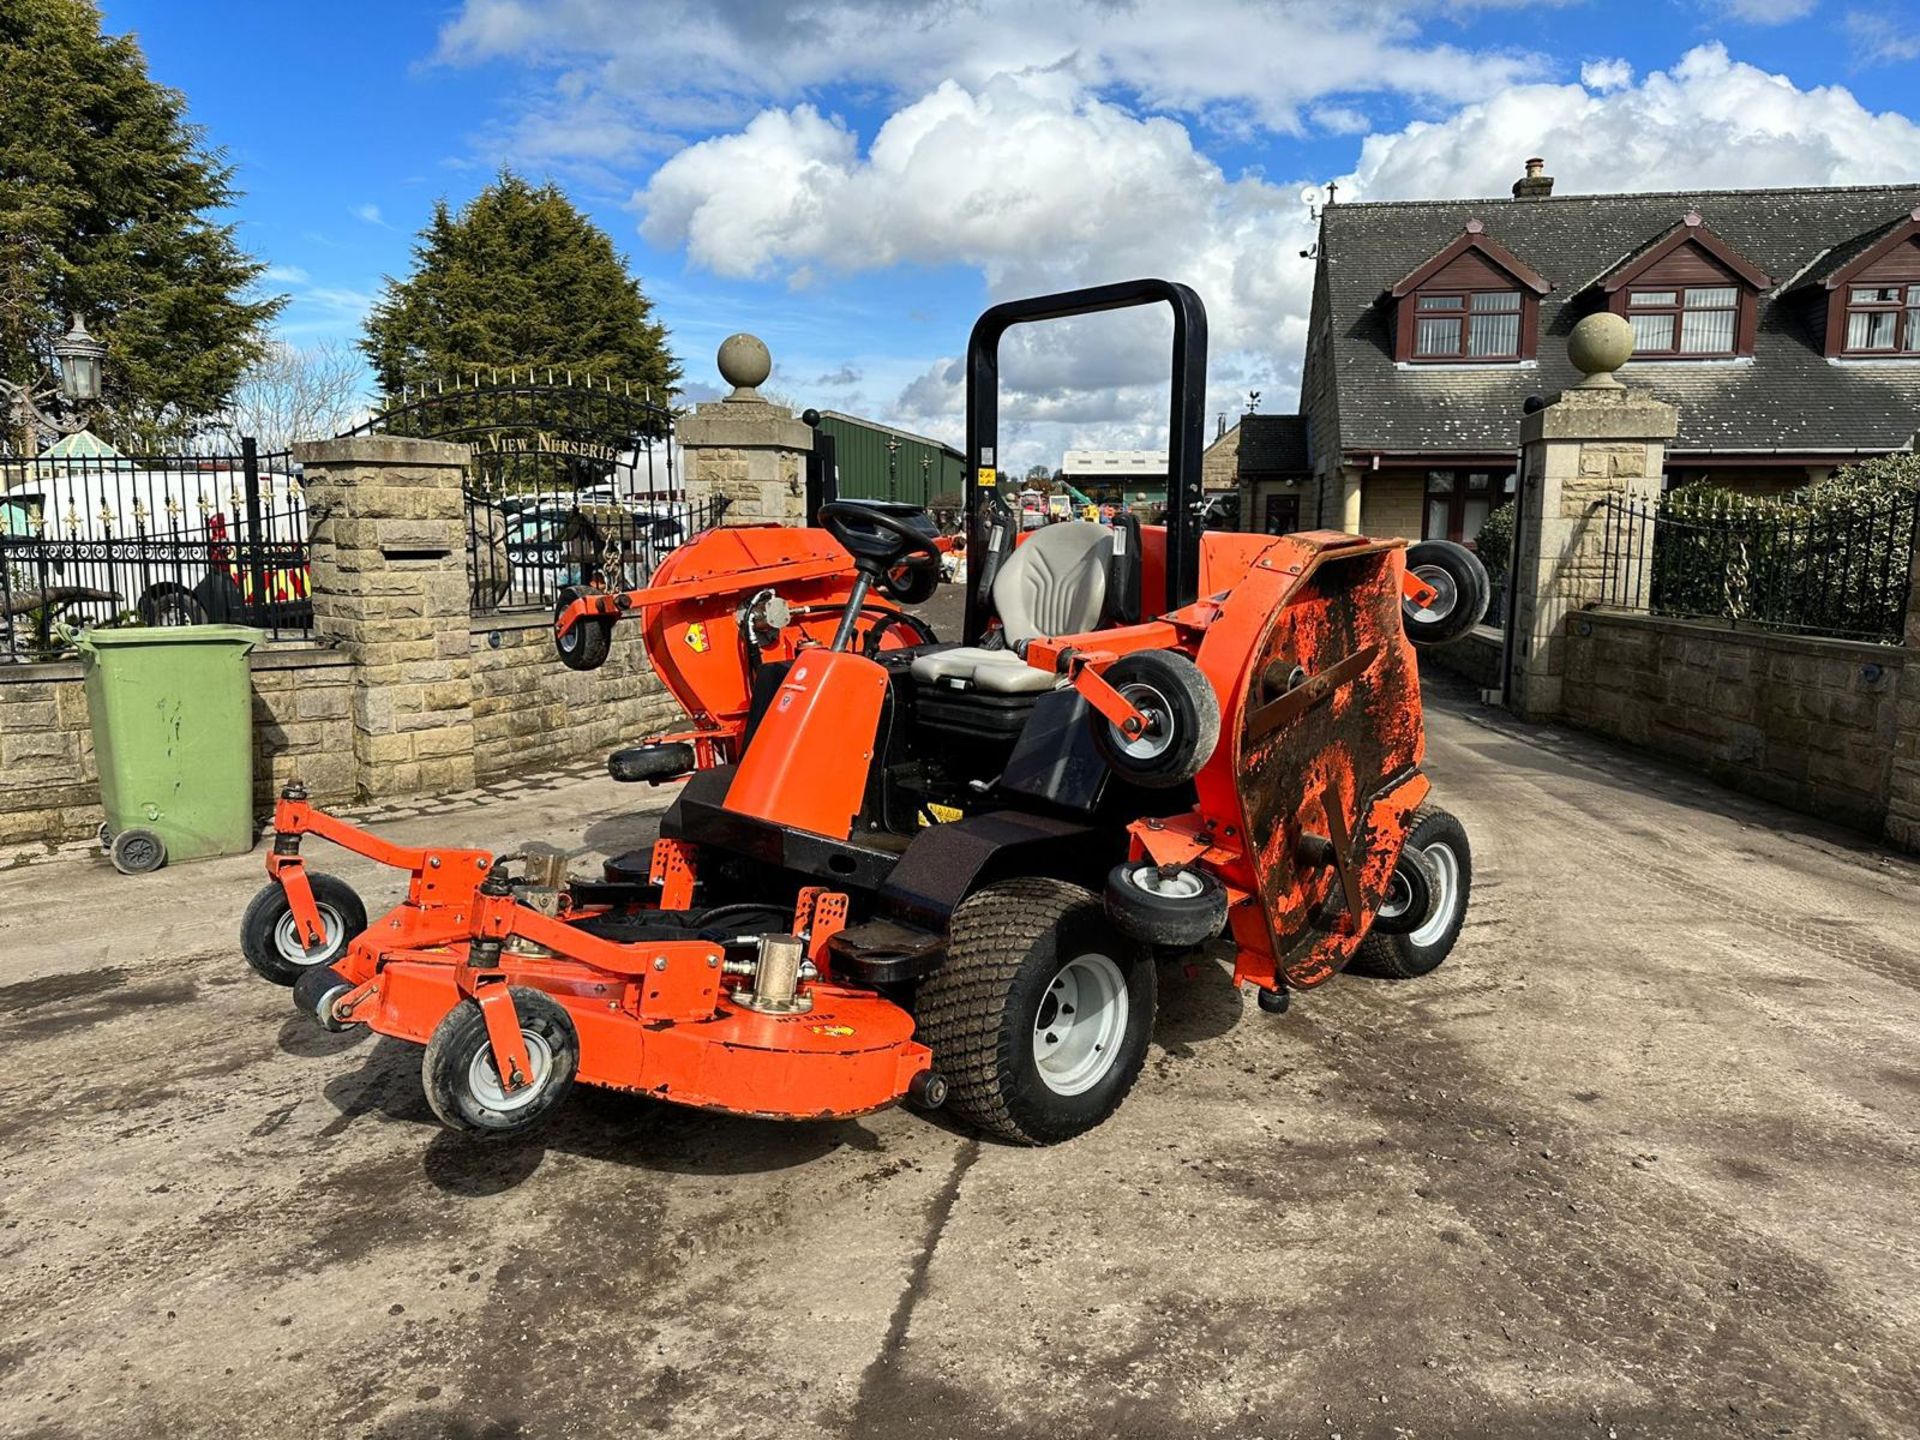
1242;164;1920;544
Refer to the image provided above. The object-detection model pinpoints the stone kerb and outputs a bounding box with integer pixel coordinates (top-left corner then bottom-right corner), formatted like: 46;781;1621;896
291;434;477;798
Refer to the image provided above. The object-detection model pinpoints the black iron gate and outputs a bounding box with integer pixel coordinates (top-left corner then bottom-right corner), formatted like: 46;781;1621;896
342;372;719;613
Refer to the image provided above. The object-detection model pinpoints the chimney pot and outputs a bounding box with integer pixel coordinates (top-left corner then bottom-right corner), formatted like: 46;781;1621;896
1512;156;1554;200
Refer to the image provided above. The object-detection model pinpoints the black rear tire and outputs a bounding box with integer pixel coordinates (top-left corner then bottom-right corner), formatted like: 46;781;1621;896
1089;650;1220;789
240;873;368;985
422;988;579;1136
1351;806;1471;979
917;878;1155;1146
555;585;613;671
1402;541;1490;647
136;581;208;627
608;742;695;783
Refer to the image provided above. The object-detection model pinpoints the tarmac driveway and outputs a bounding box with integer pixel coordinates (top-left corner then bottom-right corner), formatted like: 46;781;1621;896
1;677;1916;1439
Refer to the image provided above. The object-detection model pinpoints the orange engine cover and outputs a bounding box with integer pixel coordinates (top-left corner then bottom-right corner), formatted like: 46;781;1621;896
723;648;888;840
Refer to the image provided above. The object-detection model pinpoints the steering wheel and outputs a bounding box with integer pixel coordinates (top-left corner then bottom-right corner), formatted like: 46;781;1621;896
818;500;941;575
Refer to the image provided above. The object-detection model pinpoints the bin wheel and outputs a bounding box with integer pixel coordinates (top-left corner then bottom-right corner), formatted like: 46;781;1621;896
240;873;369;986
109;828;167;876
555;586;613;672
96;821;112;851
1351;807;1472;979
1088;650;1220;790
1402;541;1490;647
422;988;579;1137
1104;862;1229;949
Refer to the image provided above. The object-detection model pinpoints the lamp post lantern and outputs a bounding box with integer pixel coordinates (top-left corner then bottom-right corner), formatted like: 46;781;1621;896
52;315;105;404
5;312;107;451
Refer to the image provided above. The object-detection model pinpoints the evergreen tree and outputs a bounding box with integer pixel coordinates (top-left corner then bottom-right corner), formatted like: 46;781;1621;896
0;0;281;448
363;174;680;397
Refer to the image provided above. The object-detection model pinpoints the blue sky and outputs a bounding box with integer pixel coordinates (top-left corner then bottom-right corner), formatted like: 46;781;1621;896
101;0;1920;467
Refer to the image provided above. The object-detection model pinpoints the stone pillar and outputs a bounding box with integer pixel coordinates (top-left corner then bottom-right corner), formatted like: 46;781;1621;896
679;332;813;527
291;435;477;799
1886;536;1920;852
1508;314;1678;722
1339;468;1363;534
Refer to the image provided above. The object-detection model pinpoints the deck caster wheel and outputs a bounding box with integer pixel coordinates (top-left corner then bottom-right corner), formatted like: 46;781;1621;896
1104;862;1228;948
1351;806;1472;979
917;878;1155;1146
239;873;368;985
423;988;579;1137
1256;986;1290;1015
555;585;613;672
1369;844;1436;937
293;964;356;1032
906;1069;949;1110
1089;650;1221;789
108;827;166;875
1402;541;1490;647
608;741;695;783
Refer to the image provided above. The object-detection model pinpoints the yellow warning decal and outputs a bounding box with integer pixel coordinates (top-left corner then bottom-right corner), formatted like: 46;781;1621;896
684;622;710;653
975;466;997;488
810;1023;856;1037
919;802;964;827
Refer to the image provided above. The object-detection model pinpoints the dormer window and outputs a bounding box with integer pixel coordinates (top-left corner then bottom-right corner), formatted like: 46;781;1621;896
1598;212;1769;360
1413;290;1522;359
1625;285;1739;356
1389;220;1551;365
1840;284;1919;355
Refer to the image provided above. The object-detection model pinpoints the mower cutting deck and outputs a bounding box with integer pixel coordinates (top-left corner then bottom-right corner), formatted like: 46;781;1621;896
240;280;1488;1146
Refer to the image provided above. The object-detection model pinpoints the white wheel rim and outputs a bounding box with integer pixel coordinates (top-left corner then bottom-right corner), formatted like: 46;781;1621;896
1410;842;1461;947
1408;564;1458;623
1128;864;1204;899
273;903;344;966
1032;953;1129;1096
468;1031;554;1114
1113;682;1174;760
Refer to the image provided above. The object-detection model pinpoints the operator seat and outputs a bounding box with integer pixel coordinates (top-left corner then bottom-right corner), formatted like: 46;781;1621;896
909;522;1112;695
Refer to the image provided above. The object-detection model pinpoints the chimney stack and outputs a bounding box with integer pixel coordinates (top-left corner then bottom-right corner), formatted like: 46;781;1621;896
1512;156;1554;200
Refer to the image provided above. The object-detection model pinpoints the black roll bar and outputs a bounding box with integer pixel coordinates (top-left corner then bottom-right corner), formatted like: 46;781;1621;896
963;279;1209;642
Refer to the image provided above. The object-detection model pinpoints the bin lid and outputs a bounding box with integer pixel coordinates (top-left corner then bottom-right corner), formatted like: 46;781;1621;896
74;624;262;653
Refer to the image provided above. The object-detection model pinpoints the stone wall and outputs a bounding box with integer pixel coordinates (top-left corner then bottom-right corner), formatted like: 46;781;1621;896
1561;610;1906;837
1360;472;1424;541
470;613;681;781
1;646;355;851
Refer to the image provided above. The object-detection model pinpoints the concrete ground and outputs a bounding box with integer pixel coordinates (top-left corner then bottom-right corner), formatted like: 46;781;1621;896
2;676;1917;1439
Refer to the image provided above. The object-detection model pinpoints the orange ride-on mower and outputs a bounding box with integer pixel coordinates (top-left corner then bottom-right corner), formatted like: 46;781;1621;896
240;280;1489;1146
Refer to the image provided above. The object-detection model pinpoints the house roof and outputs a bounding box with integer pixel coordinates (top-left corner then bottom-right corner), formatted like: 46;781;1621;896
1238;413;1309;473
1388;222;1553;297
1591;212;1772;293
1317;184;1920;459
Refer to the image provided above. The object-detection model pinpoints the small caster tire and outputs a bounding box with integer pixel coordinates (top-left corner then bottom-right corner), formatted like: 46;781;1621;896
1402;541;1490;647
293;964;356;1032
555;585;613;671
906;1069;949;1110
1103;861;1228;949
109;827;166;876
607;741;695;783
422;988;579;1137
1351;806;1472;979
239;873;368;985
1089;650;1221;790
1256;986;1290;1015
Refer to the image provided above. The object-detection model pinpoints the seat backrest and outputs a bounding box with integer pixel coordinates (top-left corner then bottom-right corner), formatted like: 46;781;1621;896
992;521;1112;646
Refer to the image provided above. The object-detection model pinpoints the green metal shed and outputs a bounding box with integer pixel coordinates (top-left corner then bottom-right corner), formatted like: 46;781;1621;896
814;410;966;510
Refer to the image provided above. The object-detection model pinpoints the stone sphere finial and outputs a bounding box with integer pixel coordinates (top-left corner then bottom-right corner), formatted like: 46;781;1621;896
718;333;772;401
1568;312;1633;388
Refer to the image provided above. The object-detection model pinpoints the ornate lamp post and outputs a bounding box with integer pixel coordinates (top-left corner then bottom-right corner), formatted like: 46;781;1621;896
5;314;107;451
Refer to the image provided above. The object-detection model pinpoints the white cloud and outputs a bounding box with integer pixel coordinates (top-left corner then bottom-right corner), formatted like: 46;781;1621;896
350;203;387;227
1714;0;1818;21
1845;9;1920;63
1580;58;1634;92
1343;44;1920;202
438;0;1544;137
263;264;311;284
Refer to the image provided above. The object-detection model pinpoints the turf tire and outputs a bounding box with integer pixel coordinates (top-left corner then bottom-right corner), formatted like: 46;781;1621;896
555;586;613;672
422;988;579;1137
240;873;368;985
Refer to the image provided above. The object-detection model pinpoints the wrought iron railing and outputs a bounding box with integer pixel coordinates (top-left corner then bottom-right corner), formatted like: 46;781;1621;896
1;438;310;661
1594;489;1918;645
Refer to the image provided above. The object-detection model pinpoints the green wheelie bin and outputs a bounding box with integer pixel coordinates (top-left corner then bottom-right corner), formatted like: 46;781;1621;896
78;625;260;874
